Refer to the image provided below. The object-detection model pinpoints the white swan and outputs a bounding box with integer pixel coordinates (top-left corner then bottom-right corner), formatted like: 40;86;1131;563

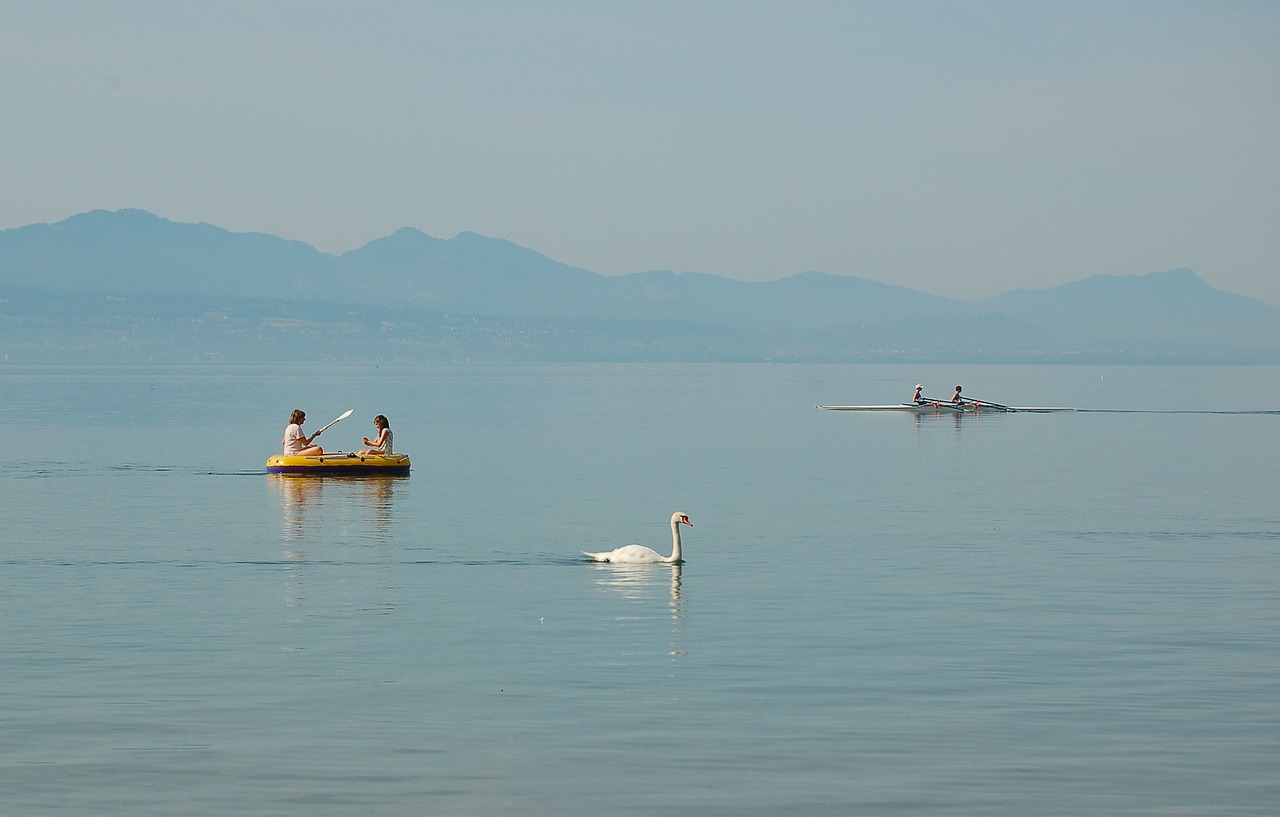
582;512;692;564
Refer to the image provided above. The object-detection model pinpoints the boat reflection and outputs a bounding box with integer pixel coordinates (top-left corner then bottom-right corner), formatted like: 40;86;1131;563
271;474;406;543
270;474;407;612
274;474;322;543
361;476;397;542
912;410;990;430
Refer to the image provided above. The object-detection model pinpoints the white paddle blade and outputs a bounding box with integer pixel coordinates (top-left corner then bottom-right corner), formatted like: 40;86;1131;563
314;409;356;436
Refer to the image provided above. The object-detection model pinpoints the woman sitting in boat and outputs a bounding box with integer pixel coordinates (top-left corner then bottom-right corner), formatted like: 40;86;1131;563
282;409;324;456
358;414;393;456
912;384;926;404
951;385;965;404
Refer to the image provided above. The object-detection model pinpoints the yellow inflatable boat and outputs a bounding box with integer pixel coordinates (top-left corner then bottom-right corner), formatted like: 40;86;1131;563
265;452;411;476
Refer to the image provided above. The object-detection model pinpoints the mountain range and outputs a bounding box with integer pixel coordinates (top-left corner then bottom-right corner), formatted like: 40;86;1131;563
1;208;1277;363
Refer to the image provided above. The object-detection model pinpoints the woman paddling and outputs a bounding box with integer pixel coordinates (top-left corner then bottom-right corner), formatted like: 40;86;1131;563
282;409;324;456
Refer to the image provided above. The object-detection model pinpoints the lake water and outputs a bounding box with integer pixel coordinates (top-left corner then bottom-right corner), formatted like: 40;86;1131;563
1;362;1277;816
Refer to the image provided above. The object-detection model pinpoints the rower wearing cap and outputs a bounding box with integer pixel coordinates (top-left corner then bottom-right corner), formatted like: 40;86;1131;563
951;385;964;404
912;384;926;404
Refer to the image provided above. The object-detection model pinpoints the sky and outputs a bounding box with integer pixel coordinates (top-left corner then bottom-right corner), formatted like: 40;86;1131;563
3;1;1278;306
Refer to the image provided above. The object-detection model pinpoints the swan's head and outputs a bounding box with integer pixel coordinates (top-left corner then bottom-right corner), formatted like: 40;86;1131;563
672;511;692;527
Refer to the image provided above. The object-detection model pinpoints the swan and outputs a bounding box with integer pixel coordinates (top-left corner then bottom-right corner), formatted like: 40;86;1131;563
582;512;692;564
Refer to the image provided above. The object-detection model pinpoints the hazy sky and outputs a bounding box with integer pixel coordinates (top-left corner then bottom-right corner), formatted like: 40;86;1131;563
4;1;1278;305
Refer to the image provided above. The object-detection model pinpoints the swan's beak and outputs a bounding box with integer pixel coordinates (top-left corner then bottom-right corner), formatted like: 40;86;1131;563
682;517;693;526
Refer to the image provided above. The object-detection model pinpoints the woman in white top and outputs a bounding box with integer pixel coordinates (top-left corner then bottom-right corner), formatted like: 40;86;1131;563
359;415;393;456
282;409;324;456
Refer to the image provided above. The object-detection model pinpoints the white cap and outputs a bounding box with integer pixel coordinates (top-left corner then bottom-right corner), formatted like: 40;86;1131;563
915;384;922;389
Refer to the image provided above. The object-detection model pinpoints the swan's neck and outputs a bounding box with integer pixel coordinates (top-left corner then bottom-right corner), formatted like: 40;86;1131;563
669;518;683;562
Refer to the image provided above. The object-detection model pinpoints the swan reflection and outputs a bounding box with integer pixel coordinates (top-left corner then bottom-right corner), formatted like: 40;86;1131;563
587;562;687;656
589;562;683;602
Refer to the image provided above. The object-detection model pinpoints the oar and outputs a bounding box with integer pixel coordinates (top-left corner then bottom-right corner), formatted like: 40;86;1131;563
313;408;354;437
965;397;1015;412
920;398;966;411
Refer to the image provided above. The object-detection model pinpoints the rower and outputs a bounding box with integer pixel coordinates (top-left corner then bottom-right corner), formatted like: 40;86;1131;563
951;385;964;404
912;384;925;404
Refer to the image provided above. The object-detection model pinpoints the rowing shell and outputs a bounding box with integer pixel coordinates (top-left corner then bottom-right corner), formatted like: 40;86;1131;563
817;403;1076;414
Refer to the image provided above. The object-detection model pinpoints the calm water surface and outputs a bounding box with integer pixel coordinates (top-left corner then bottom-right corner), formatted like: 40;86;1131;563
1;363;1278;815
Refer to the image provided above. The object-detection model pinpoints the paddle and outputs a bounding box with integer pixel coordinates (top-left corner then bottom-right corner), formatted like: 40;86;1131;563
312;408;355;437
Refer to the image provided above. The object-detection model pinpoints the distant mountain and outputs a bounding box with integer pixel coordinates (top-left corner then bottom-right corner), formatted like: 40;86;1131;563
0;209;963;327
978;268;1280;346
0;209;333;300
1;209;1277;363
